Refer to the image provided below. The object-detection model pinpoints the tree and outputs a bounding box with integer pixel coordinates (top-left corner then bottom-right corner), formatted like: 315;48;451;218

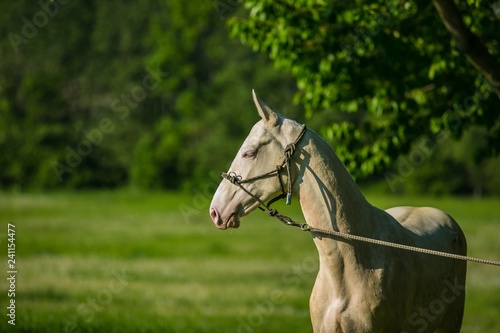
432;0;500;98
0;0;298;190
229;0;500;179
136;0;300;190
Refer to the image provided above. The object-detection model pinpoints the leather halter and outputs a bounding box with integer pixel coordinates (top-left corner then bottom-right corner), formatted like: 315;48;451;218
221;125;307;215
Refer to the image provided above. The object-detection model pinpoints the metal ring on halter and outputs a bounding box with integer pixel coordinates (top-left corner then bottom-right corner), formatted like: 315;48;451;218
221;172;241;184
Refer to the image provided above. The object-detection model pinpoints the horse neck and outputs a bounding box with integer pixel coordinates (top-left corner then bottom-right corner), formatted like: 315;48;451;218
295;130;376;253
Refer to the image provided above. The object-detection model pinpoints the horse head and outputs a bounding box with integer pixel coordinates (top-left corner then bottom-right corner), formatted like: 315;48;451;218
209;90;304;229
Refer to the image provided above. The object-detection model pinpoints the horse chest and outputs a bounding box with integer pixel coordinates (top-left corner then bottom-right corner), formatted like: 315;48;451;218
310;269;383;332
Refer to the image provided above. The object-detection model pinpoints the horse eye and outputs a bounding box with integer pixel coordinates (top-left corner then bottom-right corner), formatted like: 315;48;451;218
242;150;257;159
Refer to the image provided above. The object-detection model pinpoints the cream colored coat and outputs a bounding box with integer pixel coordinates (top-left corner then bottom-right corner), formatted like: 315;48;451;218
210;91;467;333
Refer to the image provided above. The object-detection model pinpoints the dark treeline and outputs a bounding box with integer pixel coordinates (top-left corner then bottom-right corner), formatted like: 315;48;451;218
0;1;298;191
1;0;499;196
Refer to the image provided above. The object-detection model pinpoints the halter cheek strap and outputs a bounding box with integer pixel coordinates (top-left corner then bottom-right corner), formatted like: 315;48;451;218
221;125;307;214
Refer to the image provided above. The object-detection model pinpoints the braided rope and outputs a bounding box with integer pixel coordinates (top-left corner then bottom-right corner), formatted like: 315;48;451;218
221;124;500;267
309;225;500;266
272;213;500;267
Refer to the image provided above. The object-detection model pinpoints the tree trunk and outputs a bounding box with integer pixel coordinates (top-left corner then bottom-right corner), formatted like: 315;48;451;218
432;0;500;99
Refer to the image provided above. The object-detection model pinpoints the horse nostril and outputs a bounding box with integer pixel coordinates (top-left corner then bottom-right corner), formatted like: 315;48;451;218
210;207;220;224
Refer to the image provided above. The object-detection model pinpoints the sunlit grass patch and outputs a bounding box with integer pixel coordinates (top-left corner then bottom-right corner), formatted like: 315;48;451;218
0;191;498;332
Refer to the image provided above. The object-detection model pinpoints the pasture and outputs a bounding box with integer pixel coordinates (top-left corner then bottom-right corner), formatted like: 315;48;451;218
0;190;498;332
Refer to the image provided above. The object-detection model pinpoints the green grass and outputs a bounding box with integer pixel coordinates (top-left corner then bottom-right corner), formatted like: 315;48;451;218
0;190;499;332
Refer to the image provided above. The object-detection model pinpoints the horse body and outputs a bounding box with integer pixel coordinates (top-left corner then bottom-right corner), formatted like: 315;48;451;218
209;91;467;332
297;130;466;332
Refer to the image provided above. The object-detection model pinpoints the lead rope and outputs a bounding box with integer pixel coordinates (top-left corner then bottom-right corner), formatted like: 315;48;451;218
271;212;500;267
221;124;500;267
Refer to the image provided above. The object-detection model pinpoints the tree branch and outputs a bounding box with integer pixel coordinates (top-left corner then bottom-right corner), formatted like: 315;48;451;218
432;0;500;99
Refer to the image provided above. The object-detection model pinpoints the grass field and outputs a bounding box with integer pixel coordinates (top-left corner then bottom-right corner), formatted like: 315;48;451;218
0;190;499;332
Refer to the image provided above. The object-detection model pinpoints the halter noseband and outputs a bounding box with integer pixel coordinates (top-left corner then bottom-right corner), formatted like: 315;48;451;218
221;125;307;215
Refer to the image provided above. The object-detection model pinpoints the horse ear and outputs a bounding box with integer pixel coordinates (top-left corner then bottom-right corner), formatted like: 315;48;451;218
252;89;279;126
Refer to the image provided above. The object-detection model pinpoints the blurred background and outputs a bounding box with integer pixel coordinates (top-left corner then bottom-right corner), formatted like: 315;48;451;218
0;0;499;332
0;0;300;193
1;0;499;195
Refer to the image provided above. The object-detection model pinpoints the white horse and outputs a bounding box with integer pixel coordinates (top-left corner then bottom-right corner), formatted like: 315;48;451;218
209;91;467;333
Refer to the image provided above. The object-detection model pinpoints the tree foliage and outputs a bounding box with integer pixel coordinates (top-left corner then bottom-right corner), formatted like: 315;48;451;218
1;0;499;196
0;0;297;190
229;0;500;178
